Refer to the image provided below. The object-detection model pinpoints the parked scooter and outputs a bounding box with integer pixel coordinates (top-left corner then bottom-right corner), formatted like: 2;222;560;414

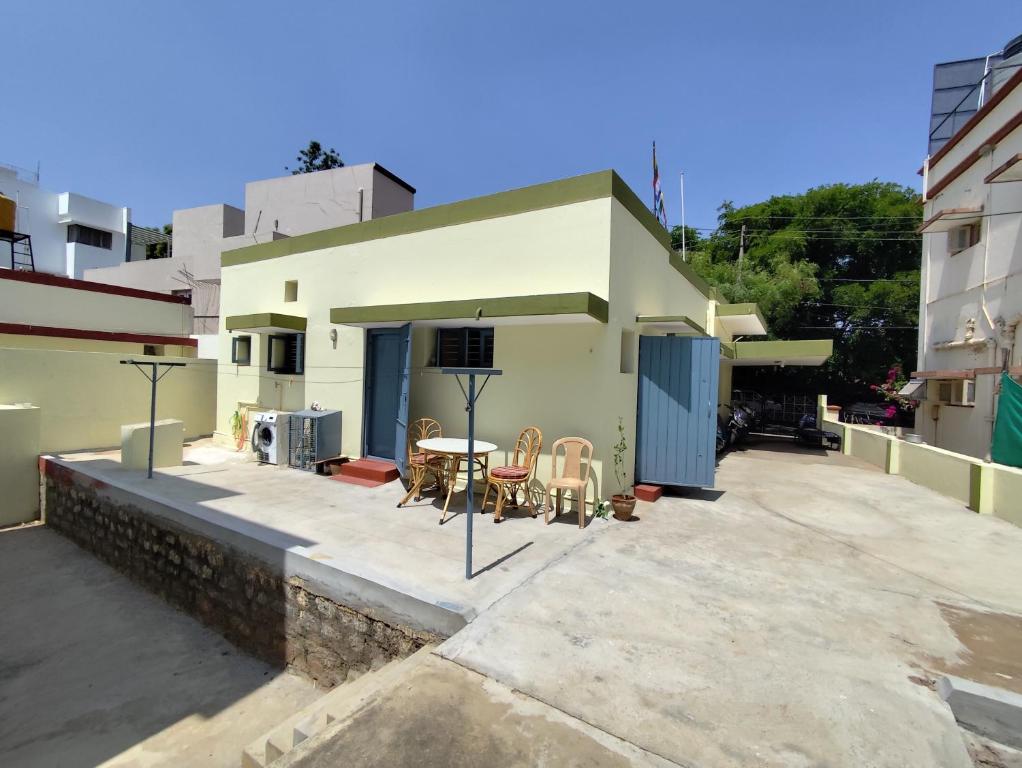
716;413;729;455
717;404;753;454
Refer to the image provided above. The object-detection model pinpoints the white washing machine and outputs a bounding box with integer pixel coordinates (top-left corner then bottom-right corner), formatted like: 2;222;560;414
251;411;288;464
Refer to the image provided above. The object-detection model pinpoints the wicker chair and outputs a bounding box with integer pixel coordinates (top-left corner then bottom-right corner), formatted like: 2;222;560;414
480;426;542;523
397;418;445;507
544;437;593;528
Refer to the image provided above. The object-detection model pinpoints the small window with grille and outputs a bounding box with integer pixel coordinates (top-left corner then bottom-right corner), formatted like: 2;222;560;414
267;333;305;375
435;327;494;368
232;335;252;365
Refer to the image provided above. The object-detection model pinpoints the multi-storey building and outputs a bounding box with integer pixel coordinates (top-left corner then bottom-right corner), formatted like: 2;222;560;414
85;164;415;338
912;34;1022;459
0;162;146;279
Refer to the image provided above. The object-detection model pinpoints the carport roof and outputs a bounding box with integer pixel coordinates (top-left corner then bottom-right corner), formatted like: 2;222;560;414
635;314;707;335
722;338;833;366
716;303;768;336
330;292;609;328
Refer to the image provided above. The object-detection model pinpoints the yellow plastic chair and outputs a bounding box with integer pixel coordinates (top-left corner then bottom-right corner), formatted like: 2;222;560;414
544;437;593;528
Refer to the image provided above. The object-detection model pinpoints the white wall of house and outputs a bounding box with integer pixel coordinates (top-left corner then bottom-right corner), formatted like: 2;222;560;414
85;163;414;334
215;181;721;495
917;72;1022;459
0;272;194;337
0;165;132;278
244;164;413;237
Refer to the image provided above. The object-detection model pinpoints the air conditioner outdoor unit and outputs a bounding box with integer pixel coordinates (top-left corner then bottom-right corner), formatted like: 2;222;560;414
948;223;979;255
938;379;975;406
288;409;342;471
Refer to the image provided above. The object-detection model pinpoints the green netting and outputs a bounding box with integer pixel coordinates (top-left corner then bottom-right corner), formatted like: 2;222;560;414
992;373;1022;468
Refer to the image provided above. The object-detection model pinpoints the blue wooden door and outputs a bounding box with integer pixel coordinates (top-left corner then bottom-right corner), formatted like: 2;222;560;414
364;328;401;460
636;335;720;487
394;323;412;478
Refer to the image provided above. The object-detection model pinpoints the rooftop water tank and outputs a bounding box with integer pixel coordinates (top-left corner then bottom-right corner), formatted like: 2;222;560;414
0;193;15;232
1004;33;1022;60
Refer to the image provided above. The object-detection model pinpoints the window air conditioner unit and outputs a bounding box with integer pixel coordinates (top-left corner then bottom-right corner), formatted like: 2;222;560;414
948;223;979;255
939;379;975;406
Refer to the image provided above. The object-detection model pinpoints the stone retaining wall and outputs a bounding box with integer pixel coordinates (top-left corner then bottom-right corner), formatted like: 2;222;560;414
43;464;437;687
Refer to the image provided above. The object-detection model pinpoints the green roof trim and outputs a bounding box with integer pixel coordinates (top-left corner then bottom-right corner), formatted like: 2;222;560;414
223;171;619;268
667;252;714;300
731;339;833;361
221;168;721;307
635;314;707;336
330;292;609;325
225;313;307;332
717;302;768;328
720;343;736;360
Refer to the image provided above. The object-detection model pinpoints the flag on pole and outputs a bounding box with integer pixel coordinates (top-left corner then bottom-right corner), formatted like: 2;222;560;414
652;142;668;230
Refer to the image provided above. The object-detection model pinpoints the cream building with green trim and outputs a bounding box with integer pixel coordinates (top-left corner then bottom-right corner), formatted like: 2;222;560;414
215;170;830;494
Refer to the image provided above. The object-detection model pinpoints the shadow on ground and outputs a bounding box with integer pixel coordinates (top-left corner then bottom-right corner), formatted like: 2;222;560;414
0;526;319;768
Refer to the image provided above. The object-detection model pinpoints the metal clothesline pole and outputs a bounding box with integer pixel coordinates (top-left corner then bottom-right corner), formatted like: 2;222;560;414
120;359;186;479
442;366;502;579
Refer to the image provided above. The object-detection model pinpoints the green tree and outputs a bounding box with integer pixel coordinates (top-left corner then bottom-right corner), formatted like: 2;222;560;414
287;141;344;174
687;182;922;402
144;223;172;260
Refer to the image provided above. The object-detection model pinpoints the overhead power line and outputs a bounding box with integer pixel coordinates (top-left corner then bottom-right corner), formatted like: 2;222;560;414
798;325;919;330
816;278;918;283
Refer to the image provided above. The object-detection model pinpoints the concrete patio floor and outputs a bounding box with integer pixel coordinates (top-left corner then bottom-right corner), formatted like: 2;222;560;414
0;525;322;768
433;444;1022;767
274;443;1022;767
50;443;599;635
25;442;1022;766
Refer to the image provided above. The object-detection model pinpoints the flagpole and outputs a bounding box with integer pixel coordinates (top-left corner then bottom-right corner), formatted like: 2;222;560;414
680;171;687;262
652;141;656;213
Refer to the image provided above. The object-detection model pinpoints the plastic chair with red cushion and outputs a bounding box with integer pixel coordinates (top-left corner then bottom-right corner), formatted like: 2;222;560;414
480;426;542;523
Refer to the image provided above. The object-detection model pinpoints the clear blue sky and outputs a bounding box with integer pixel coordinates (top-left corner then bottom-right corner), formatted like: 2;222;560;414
5;1;1022;231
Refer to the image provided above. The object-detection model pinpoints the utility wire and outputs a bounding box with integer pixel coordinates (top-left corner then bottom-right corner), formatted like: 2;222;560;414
686;208;1022;232
815;278;918;283
798;325;919;330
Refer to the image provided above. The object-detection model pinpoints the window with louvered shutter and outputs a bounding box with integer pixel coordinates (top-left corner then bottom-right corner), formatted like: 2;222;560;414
436;328;494;368
267;333;305;374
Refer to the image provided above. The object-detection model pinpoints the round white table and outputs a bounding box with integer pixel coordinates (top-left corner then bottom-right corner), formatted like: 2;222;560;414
417;438;498;523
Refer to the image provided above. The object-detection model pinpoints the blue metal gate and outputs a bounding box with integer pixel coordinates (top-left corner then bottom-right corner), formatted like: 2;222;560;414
394;323;412;478
635;335;719;488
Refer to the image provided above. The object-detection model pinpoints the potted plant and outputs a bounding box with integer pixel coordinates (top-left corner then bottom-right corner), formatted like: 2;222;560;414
608;417;635;520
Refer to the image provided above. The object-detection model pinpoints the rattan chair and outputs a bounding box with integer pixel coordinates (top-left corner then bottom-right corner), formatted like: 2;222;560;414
544;437;593;528
480;426;542;523
397;418;445;507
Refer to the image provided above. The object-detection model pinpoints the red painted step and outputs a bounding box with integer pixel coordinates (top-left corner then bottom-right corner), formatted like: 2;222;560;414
329;473;386;489
337;458;400;484
633;484;663;503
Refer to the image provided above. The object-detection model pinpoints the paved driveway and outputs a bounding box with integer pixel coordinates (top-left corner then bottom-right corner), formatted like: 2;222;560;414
436;446;1022;767
0;526;321;768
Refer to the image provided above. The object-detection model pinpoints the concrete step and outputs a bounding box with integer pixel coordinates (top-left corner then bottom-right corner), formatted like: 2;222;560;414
241;645;436;768
327;473;386;489
337;458;399;484
633;484;663;502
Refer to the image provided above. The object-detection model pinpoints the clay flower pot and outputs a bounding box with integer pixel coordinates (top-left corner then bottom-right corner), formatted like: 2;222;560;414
611;494;636;521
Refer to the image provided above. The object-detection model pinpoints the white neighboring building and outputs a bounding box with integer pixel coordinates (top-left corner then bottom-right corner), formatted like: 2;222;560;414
0;162;143;278
85;163;415;334
913;40;1022;459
